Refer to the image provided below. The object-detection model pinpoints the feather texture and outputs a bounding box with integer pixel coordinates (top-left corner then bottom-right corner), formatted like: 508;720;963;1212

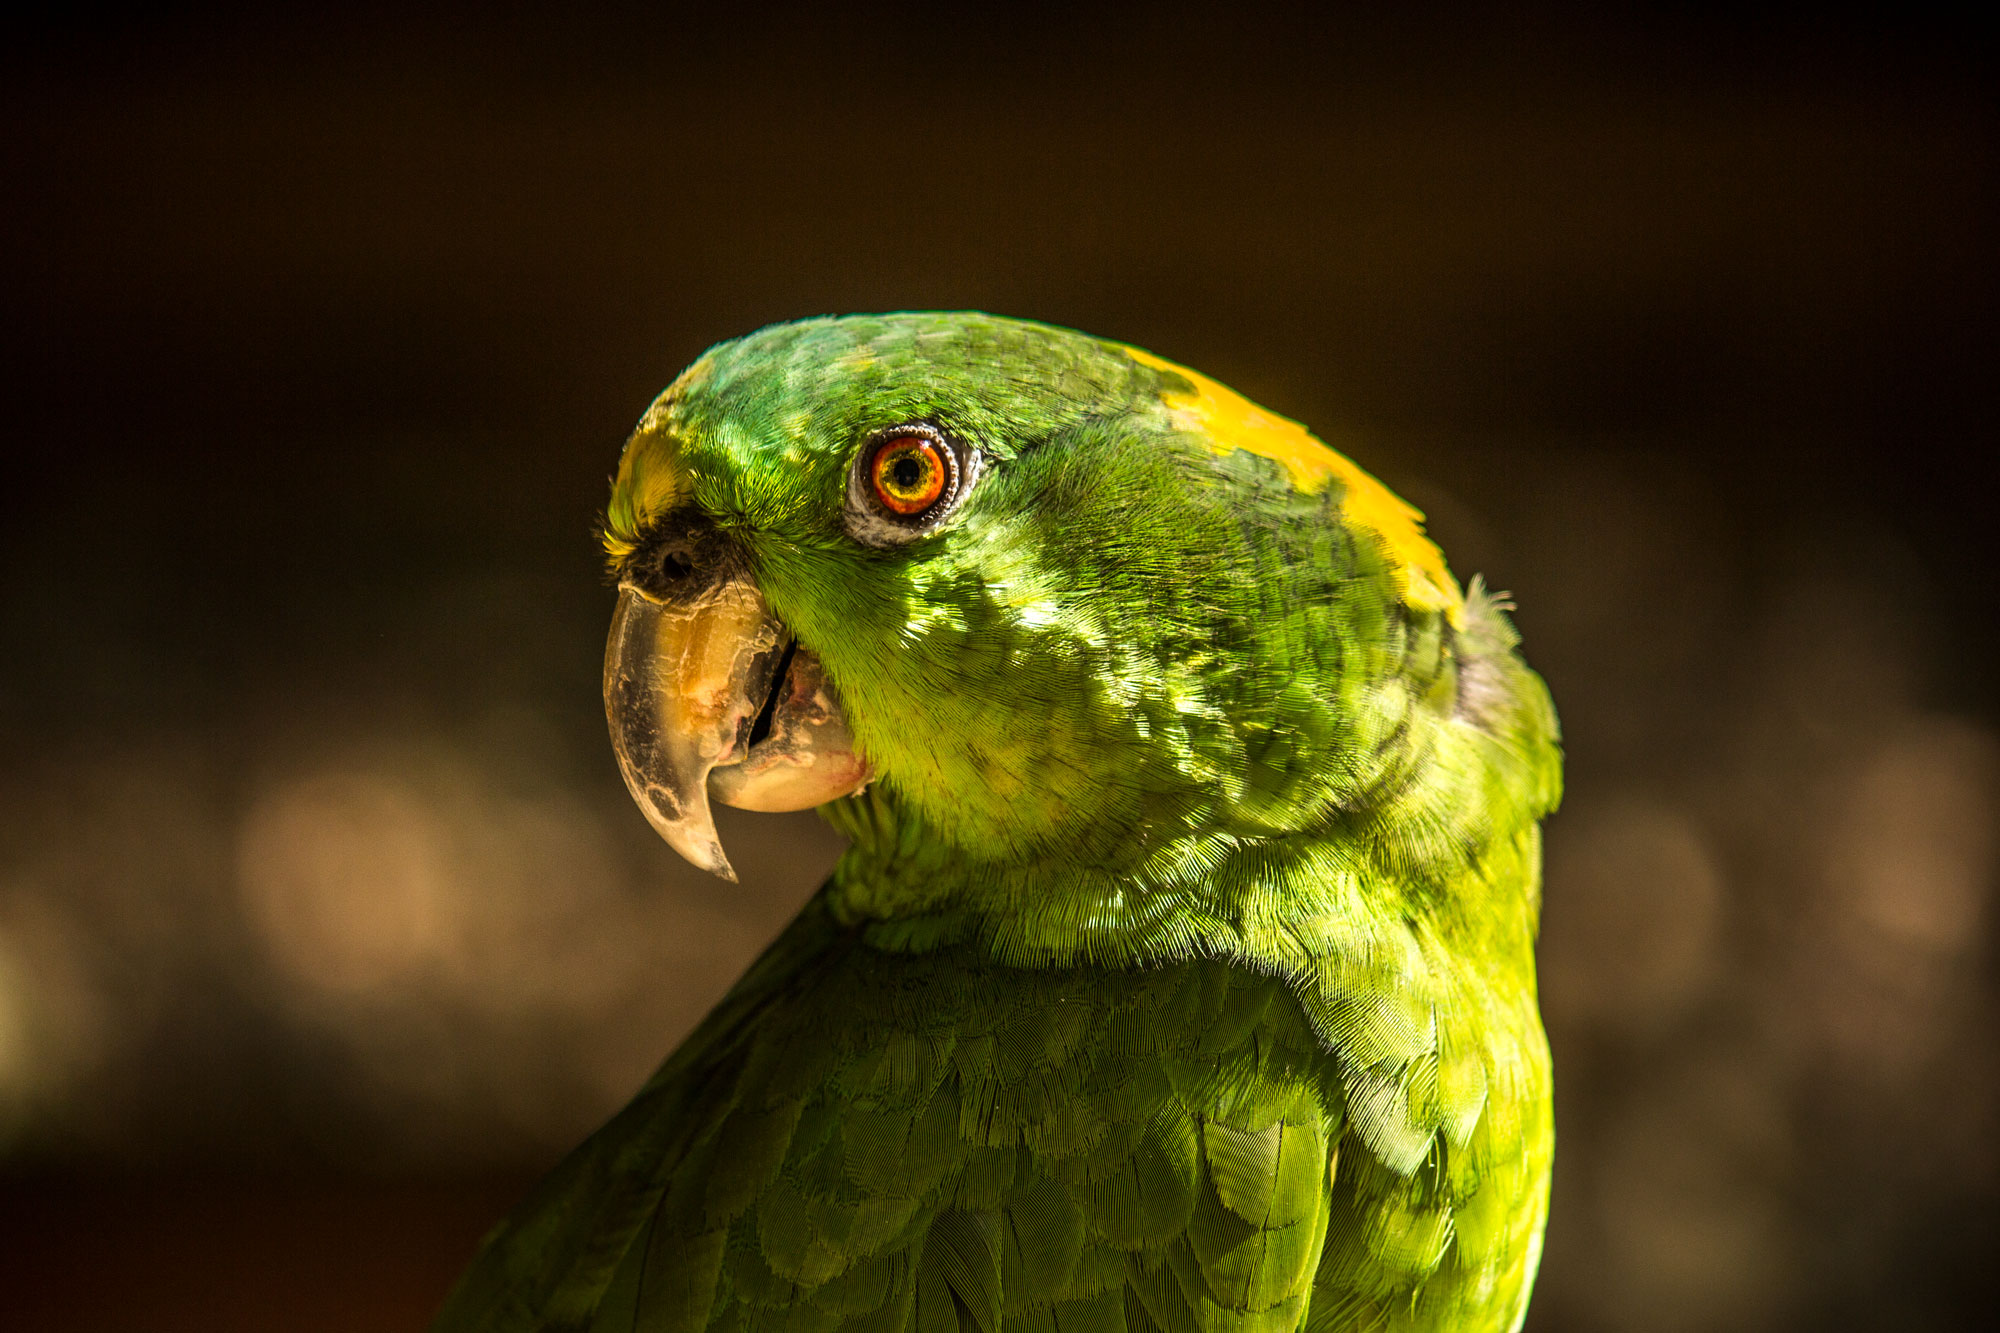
442;887;1550;1333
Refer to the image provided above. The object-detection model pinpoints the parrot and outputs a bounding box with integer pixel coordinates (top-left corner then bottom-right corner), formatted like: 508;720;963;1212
433;312;1561;1333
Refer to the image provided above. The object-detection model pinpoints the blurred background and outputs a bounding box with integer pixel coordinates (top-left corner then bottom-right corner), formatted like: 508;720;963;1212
2;6;1993;1330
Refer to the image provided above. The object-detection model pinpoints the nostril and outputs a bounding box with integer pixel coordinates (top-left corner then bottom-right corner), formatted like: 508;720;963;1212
629;538;704;598
620;513;744;600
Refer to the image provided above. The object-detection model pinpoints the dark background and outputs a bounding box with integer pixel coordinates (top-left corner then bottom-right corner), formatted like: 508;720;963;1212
2;7;1994;1330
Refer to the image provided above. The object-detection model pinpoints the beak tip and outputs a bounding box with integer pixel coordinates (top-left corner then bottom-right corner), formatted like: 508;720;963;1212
658;820;738;882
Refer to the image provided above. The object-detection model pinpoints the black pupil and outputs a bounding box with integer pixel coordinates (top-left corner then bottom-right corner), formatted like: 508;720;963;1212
891;455;925;490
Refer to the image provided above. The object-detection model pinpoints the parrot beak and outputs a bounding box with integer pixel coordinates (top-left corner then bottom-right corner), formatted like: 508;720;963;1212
604;573;872;881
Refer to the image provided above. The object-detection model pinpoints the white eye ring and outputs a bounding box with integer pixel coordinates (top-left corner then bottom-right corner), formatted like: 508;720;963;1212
843;422;982;548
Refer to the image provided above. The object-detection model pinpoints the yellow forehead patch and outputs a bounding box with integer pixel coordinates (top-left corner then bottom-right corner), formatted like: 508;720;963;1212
602;433;686;563
1125;345;1463;625
602;359;714;563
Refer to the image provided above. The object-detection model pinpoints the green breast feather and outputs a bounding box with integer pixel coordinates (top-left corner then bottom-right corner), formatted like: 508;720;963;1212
434;313;1561;1333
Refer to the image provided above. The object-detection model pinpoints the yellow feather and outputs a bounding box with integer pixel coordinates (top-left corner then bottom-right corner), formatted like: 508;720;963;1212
1124;346;1464;626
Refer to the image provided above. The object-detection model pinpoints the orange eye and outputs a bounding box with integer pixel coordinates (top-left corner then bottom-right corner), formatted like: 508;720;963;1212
868;434;950;516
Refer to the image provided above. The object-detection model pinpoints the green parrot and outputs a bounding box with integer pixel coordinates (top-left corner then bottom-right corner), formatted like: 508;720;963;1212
434;313;1561;1333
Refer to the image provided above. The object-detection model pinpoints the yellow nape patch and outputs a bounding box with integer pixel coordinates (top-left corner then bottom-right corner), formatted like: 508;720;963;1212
1125;345;1463;624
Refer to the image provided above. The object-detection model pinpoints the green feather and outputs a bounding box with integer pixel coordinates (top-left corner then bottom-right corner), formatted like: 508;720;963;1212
925;1210;1004;1333
1002;1172;1086;1308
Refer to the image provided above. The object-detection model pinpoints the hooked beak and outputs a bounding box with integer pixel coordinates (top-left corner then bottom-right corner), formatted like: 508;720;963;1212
604;570;872;880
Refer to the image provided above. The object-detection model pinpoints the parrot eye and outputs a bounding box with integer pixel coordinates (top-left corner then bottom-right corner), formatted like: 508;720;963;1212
869;435;949;514
844;423;979;546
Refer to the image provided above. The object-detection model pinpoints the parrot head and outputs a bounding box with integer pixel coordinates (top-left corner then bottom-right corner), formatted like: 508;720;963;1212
601;313;1470;893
